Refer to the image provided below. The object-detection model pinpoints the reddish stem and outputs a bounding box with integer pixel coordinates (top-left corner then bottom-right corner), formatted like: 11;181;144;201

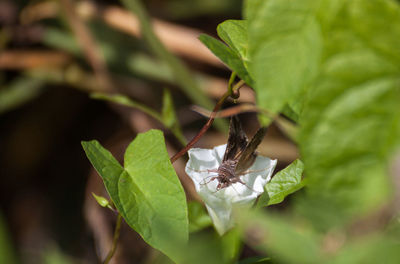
170;80;244;163
170;92;229;163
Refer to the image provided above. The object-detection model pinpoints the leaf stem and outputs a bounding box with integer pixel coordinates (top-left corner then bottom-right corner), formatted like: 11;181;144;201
91;93;187;145
170;80;245;163
227;72;237;94
190;103;299;142
103;213;123;264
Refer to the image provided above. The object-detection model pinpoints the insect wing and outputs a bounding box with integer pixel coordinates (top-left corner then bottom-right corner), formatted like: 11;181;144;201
235;126;267;174
222;116;249;162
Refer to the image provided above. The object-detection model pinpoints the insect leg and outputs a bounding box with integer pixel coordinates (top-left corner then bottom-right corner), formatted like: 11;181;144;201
200;175;219;186
231;177;263;195
237;168;267;176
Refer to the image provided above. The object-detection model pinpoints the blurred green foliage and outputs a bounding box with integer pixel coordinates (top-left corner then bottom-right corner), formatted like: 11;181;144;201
0;213;17;264
2;0;400;263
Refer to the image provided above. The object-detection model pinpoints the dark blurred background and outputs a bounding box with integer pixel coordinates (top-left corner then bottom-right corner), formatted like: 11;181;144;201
0;0;297;263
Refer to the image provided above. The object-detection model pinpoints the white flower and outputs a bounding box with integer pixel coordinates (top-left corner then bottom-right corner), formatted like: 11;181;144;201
185;144;277;235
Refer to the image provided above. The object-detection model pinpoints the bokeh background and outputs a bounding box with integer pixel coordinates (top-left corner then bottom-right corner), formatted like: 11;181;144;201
0;0;297;263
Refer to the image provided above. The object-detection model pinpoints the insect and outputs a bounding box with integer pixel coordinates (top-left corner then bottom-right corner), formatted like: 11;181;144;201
209;116;268;190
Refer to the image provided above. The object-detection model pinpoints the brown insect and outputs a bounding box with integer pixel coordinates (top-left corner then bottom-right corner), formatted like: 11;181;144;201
209;116;267;190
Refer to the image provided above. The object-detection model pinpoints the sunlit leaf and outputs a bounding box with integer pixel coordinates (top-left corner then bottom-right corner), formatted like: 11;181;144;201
119;130;188;261
199;34;252;85
161;89;186;144
162;89;177;128
257;159;304;207
246;0;322;120
217;20;249;69
81;140;126;217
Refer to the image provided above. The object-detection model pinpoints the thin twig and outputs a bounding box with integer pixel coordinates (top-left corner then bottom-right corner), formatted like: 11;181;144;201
191;103;259;118
170;79;245;163
21;1;223;67
59;0;112;92
0;50;71;69
103;213;123;264
191;103;299;142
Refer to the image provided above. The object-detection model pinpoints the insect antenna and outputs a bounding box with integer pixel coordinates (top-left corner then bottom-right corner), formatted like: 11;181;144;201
237;168;268;176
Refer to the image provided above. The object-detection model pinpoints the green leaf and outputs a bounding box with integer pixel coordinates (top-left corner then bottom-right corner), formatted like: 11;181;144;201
331;234;400;264
178;228;241;264
282;104;300;123
255;189;270;209
0;77;45;114
161;89;177;128
182;232;228;264
220;228;241;264
127;53;174;83
42;28;80;55
298;0;400;229
161;89;186;145
264;159;304;206
300;77;400;228
217;20;249;67
247;0;322;118
92;92;187;145
199;34;253;85
188;201;212;233
237;210;321;264
348;0;400;63
119;129;188;261
81;140;126;217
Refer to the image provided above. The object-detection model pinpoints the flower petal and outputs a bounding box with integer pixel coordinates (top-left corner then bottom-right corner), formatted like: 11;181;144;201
185;144;277;235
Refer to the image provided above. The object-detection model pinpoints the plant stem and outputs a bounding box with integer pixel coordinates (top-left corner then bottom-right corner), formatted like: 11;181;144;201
170;80;245;163
91;93;187;145
227;72;237;94
190;103;299;142
103;213;122;264
119;0;226;131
